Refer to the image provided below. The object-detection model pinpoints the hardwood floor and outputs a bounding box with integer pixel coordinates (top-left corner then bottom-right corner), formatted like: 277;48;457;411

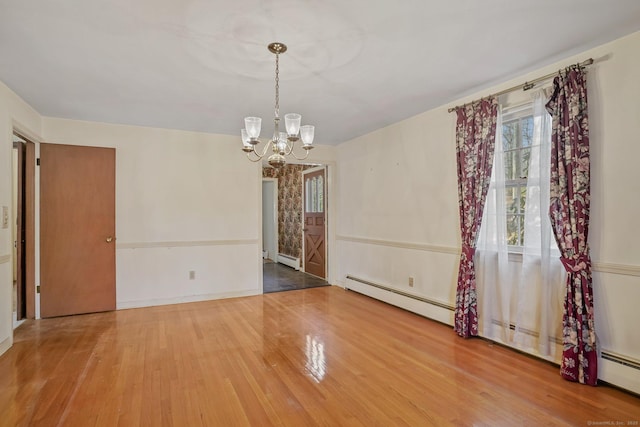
1;286;638;426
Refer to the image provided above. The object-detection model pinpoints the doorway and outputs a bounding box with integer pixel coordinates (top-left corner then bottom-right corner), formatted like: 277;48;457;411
262;163;329;292
11;132;35;323
11;136;26;326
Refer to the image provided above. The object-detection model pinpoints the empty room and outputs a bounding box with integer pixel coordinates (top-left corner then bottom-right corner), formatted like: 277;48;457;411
1;1;640;425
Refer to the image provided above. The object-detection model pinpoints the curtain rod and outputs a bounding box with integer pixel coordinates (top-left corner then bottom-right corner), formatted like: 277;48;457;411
447;58;594;113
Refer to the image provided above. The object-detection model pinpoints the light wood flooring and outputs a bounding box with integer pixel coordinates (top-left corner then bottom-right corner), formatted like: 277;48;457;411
1;286;639;426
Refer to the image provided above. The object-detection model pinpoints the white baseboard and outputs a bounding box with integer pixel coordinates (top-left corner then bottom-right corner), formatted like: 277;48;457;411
0;335;12;357
116;289;261;310
278;253;300;270
13;312;26;330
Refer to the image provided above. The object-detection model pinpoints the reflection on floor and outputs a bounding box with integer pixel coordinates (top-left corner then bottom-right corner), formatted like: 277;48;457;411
263;260;329;293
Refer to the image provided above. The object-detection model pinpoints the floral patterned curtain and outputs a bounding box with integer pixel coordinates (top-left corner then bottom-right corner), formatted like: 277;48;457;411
546;65;597;385
454;98;498;338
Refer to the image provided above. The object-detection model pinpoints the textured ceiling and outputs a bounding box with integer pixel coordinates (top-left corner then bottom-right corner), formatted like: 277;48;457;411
1;0;639;145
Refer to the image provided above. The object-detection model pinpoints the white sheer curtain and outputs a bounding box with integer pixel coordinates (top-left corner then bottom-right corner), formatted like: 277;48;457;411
476;106;510;342
477;90;565;362
514;89;565;361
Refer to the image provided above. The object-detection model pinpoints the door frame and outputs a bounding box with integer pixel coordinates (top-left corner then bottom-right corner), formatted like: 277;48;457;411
302;165;327;278
260;158;335;289
10;142;26;322
261;177;278;263
11;131;36;321
12;139;24;323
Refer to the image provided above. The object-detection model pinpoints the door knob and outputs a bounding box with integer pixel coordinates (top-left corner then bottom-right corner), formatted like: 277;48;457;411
106;236;114;243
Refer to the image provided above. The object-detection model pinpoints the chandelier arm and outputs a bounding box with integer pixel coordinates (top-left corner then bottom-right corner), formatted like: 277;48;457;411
245;152;263;163
282;139;294;156
290;146;311;161
253;140;272;158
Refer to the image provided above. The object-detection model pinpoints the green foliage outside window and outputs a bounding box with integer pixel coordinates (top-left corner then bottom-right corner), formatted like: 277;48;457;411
502;114;533;246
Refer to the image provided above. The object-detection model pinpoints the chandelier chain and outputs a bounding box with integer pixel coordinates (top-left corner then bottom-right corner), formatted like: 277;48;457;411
274;53;280;120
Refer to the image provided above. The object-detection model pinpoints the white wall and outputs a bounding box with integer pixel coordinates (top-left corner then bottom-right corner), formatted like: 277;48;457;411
0;81;42;356
41;118;336;308
262;179;277;261
41;118;265;308
335;31;640;393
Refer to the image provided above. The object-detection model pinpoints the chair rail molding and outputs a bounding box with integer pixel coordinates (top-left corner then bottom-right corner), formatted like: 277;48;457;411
592;261;640;277
116;239;259;250
337;235;640;277
336;235;458;255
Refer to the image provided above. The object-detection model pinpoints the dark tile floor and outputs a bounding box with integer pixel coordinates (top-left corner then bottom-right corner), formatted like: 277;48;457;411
263;261;329;293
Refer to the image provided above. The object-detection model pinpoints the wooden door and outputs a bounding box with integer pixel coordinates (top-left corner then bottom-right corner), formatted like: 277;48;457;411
303;168;326;278
40;143;116;318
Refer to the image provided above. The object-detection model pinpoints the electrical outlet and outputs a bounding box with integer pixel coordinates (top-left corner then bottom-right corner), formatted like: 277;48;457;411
408;277;414;287
189;270;196;280
1;206;8;229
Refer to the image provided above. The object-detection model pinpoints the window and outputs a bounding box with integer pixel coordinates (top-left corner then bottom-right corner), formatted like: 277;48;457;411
305;175;324;213
477;92;564;362
501;105;534;247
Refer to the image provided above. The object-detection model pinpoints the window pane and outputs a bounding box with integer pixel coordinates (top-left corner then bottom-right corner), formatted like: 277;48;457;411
503;151;517;181
506;214;520;246
505;186;518;214
317;176;324;212
506;214;525;246
311;177;318;213
521;116;534;147
520;147;531;179
305;178;311;212
519;214;525;246
502;121;518;151
500;111;534;248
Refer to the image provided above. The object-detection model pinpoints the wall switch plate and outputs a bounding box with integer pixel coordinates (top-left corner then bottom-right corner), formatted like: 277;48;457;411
408;277;414;287
189;270;195;280
1;206;8;229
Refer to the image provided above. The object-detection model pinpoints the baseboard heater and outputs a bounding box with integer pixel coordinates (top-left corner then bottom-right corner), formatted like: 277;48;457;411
346;276;640;379
602;350;640;371
489;319;563;344
345;275;454;311
278;253;300;270
488;321;640;373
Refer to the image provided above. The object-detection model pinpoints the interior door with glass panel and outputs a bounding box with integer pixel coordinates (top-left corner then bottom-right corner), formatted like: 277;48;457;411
303;168;326;278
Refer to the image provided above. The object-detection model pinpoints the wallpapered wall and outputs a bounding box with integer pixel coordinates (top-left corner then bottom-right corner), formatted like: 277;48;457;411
263;165;312;261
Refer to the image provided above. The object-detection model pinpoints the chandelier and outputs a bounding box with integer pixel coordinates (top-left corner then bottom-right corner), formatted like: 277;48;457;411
241;42;315;167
